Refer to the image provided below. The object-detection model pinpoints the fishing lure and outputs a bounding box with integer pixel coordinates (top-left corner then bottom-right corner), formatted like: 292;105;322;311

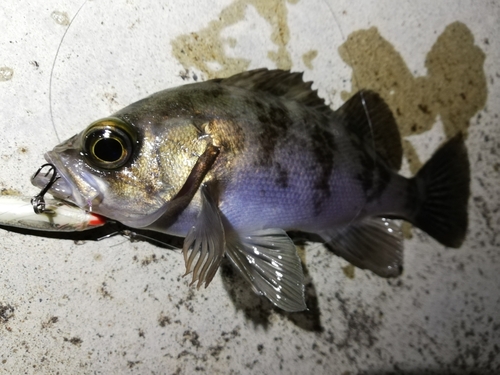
0;164;105;232
0;194;105;232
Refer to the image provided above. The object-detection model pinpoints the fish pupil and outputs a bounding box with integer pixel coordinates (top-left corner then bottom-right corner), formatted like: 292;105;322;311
94;137;123;162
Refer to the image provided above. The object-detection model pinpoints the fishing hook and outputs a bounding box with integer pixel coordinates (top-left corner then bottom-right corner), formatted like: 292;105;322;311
31;163;60;214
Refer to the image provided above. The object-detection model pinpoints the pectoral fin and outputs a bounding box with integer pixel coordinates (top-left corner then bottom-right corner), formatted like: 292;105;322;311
320;217;403;278
183;185;225;289
225;228;306;312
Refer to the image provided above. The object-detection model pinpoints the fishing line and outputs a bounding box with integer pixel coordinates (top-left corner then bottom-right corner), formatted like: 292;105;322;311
105;230;180;251
321;0;377;226
46;1;178;249
49;0;89;143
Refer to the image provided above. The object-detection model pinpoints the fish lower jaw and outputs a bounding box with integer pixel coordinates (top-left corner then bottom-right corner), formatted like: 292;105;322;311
34;153;101;212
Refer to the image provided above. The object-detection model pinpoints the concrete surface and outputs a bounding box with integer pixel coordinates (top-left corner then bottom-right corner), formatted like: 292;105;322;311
0;0;499;374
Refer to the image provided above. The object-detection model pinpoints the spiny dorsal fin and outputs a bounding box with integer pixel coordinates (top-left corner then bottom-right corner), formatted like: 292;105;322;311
337;90;403;170
219;68;331;115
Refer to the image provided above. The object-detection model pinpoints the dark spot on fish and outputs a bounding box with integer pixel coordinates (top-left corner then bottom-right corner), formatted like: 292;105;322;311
310;123;336;215
145;183;156;196
356;159;373;195
353;135;394;204
257;103;291;165
257;113;268;124
167;91;196;116
347;123;379;200
366;162;392;202
269;105;289;128
275;162;289;188
405;177;421;218
251;98;266;113
206;86;224;98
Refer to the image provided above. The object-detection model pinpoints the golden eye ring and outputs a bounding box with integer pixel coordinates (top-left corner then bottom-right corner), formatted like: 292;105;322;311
82;117;137;170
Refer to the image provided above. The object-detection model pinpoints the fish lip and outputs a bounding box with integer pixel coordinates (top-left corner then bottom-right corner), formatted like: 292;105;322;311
31;152;75;203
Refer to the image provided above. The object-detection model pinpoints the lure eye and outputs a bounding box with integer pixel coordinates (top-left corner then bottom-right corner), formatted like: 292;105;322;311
83;118;137;170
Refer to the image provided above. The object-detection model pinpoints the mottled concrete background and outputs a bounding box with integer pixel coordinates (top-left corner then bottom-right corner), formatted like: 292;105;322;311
0;0;499;374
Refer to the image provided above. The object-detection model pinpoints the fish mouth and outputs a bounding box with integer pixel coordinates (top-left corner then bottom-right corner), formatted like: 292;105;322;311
31;151;101;210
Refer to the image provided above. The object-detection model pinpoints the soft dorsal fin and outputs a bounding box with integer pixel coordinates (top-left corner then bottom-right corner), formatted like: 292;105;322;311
219;68;332;115
336;90;403;170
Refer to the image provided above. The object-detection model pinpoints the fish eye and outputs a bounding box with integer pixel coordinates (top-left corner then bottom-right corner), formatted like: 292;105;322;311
82;117;137;170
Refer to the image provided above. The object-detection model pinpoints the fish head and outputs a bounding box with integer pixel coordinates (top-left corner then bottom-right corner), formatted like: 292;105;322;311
32;113;211;229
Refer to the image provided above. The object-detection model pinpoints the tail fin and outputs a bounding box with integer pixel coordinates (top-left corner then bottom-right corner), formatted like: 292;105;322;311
411;133;470;248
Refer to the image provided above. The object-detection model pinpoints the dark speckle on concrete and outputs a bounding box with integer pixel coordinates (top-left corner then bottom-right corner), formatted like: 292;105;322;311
0;303;14;323
41;316;58;329
64;337;83;346
158;312;171;327
127;360;141;369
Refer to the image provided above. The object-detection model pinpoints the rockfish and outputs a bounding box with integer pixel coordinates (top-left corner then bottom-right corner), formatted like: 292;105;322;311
32;69;470;311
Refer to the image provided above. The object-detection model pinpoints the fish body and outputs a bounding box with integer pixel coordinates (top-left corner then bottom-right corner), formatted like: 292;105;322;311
32;69;470;311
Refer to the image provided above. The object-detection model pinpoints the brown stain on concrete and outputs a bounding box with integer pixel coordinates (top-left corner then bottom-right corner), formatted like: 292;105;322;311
339;22;487;174
342;264;356;279
302;50;318;69
171;0;297;79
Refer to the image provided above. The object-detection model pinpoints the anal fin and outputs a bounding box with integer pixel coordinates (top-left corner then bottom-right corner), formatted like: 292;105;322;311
225;228;306;312
320;217;404;278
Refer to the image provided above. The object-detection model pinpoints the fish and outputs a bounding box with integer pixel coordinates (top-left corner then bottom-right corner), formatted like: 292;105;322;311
32;69;470;311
